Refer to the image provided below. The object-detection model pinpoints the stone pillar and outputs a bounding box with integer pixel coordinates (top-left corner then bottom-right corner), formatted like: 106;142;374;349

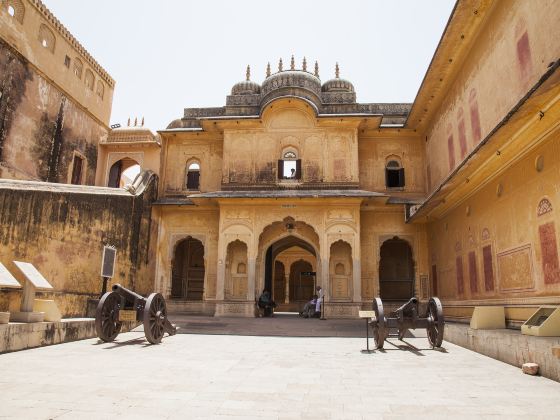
216;246;226;301
352;258;361;302
247;257;256;301
285;273;290;303
321;256;329;302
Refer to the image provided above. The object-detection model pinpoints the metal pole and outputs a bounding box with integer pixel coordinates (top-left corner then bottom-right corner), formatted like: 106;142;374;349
101;276;109;297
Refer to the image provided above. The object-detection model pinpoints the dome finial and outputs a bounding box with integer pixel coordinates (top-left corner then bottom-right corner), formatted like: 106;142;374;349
278;58;283;72
266;62;271;77
141;116;144;127
290;55;295;70
302;57;307;72
127;117;130;127
314;61;319;78
246;65;251;81
335;62;340;78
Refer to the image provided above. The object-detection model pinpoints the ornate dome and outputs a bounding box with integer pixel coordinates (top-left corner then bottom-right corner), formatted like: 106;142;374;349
321;63;354;93
231;66;261;95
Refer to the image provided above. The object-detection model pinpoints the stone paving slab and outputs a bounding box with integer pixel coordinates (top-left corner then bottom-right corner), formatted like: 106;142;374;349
0;327;559;420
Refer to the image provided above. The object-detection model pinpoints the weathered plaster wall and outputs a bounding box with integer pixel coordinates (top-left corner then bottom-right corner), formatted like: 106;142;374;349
222;101;359;186
162;135;222;194
358;132;425;193
0;174;157;317
0;0;114;125
0;39;107;183
428;133;560;310
425;1;560;192
360;207;429;300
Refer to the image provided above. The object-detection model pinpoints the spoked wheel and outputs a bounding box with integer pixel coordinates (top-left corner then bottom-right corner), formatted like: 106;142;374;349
426;297;445;348
371;297;388;349
143;293;167;344
95;291;122;342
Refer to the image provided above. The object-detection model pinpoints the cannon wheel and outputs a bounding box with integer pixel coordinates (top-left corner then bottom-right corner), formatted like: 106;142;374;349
143;293;167;344
372;297;387;349
427;297;444;348
95;291;122;342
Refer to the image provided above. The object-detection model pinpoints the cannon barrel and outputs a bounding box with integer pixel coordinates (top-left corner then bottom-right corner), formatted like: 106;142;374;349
394;297;418;315
112;283;145;304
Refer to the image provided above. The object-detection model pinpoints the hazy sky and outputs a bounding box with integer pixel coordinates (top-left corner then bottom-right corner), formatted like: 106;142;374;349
44;0;455;131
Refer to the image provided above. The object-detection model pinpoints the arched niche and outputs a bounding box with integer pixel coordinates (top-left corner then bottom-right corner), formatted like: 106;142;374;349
225;240;248;300
329;240;352;301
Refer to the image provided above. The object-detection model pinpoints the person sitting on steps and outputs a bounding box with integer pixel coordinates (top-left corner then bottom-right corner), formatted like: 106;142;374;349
299;294;318;318
257;289;276;317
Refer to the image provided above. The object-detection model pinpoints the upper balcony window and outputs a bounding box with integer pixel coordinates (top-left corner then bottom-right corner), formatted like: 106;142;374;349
73;58;83;79
186;161;200;190
278;149;301;180
385;159;405;189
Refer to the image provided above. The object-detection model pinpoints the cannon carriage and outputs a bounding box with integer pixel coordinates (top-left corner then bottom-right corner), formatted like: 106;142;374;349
95;284;177;344
369;297;444;349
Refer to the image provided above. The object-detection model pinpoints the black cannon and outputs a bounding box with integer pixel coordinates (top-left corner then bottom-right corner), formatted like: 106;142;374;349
95;284;177;344
369;297;444;349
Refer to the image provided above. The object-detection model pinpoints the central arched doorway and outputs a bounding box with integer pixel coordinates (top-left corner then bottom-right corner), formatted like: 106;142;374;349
171;237;205;300
379;237;414;300
263;235;317;311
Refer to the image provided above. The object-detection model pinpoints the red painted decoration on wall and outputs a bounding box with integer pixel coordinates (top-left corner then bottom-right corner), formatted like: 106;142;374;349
448;134;455;171
539;222;560;284
516;31;533;83
456;255;464;295
468;251;478;293
482;245;495;292
457;108;467;159
469;89;482;143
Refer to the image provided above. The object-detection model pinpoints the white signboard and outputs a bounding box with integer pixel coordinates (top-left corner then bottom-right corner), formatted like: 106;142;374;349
0;262;21;288
13;261;53;290
101;246;117;278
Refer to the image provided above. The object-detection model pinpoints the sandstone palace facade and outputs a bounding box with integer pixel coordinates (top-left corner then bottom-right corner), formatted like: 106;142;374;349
1;0;559;324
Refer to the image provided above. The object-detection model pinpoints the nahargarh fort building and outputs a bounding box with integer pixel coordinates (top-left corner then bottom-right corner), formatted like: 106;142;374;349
1;0;559;325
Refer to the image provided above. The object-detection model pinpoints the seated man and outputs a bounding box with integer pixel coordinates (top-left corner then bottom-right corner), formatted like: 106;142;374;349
257;289;276;317
300;294;318;318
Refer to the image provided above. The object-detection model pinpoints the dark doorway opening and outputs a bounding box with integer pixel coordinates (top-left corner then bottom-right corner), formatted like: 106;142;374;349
171;237;205;300
379;237;414;300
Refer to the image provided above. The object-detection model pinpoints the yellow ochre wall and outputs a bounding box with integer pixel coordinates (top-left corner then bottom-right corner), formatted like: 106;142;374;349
425;0;560;192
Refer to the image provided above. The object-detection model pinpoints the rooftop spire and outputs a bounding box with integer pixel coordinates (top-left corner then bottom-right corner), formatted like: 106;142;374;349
141;116;144;127
127;117;130;127
278;58;283;72
314;61;319;78
302;57;307;72
246;65;251;81
290;55;295;70
266;62;271;77
335;62;340;78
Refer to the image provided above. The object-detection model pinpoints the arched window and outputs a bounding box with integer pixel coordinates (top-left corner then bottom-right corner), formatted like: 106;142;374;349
85;69;95;91
73;58;83;79
186;161;200;190
6;0;25;24
278;148;301;180
385;159;405;188
38;24;55;53
96;80;104;99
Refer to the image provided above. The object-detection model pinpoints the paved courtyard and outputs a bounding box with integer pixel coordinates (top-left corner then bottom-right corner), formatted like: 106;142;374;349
1;317;559;419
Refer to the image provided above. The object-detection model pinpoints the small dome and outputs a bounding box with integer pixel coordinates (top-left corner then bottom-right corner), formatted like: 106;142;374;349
231;65;261;95
231;80;261;95
321;77;354;93
321;63;354;93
